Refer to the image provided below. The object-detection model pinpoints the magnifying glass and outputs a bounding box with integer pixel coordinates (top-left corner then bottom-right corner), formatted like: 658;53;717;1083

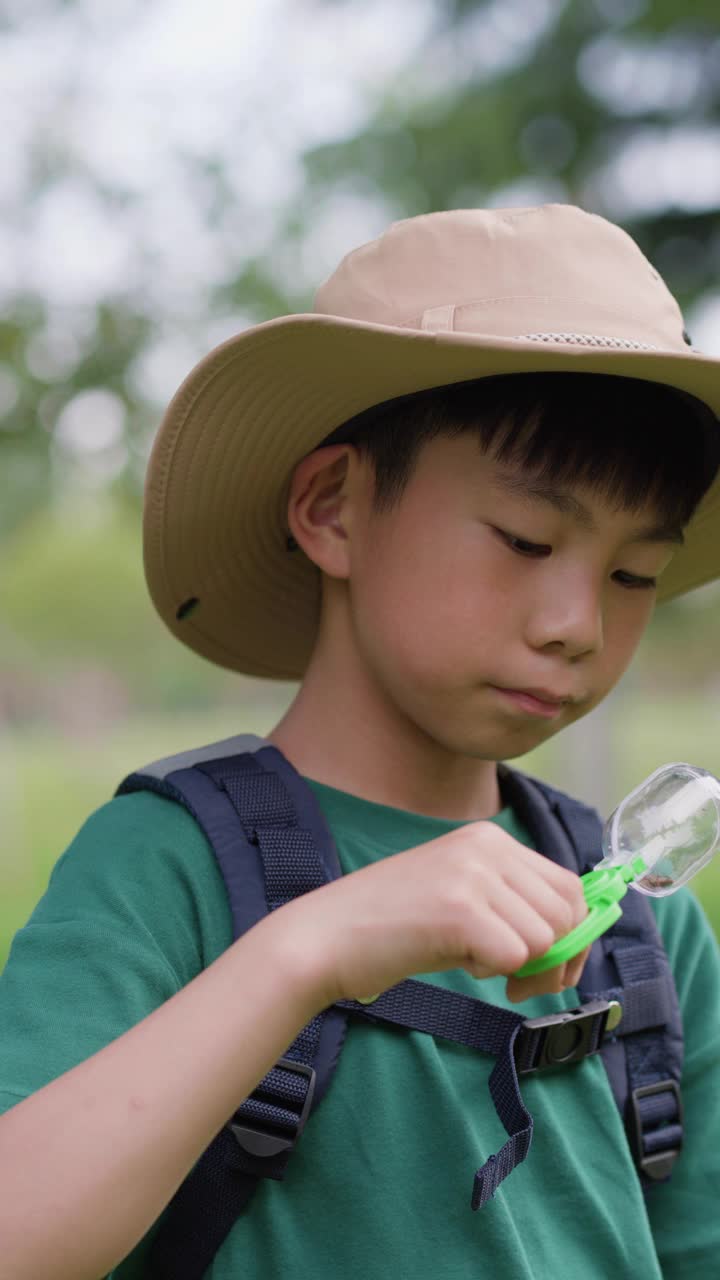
515;762;720;978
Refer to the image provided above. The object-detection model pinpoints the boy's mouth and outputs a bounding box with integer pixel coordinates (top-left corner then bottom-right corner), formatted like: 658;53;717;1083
489;685;571;719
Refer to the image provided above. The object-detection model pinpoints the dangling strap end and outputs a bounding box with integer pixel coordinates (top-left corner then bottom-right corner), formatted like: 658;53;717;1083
472;1154;499;1210
470;1121;534;1211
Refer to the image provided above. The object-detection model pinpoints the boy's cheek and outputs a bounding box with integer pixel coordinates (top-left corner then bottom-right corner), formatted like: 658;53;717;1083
356;598;484;692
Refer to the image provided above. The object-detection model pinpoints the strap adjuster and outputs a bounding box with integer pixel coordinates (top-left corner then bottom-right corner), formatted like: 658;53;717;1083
230;1058;317;1159
630;1079;683;1181
515;998;622;1074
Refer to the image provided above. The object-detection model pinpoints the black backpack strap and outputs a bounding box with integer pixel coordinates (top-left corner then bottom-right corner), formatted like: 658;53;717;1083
118;739;351;1280
590;891;684;1185
118;743;535;1240
499;765;685;1189
116;744;684;1277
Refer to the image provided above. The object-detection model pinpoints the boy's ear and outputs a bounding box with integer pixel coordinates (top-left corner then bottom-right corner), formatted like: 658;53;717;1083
286;444;363;579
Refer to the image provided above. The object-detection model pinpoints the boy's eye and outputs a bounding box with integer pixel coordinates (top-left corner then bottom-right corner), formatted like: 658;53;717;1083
612;571;658;591
494;529;551;557
495;528;658;590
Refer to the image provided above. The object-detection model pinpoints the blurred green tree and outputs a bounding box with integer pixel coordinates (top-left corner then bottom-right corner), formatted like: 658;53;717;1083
3;0;720;531
2;0;720;689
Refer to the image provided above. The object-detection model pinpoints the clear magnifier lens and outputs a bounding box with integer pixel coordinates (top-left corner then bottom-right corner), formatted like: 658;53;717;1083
601;763;720;897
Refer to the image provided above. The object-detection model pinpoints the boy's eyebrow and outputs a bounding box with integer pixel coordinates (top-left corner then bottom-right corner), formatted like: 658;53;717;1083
491;474;686;545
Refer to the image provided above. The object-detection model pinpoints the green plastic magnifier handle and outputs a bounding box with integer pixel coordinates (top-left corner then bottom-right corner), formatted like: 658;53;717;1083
514;856;647;978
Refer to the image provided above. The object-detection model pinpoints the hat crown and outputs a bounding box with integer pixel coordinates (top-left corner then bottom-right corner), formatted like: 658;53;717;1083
314;204;687;351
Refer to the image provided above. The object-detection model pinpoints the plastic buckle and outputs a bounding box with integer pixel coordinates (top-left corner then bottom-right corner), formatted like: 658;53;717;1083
515;998;622;1074
230;1058;317;1159
629;1080;683;1181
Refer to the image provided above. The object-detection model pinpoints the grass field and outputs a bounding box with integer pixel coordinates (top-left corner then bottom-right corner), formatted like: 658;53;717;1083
2;695;720;971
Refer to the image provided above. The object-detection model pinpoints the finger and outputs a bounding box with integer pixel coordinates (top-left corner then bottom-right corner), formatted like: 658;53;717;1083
484;885;558;962
505;942;593;1003
463;908;543;977
505;962;570;1003
509;844;589;908
499;863;587;938
563;945;592;990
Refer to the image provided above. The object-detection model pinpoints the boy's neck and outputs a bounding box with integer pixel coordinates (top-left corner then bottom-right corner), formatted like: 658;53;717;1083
267;620;502;823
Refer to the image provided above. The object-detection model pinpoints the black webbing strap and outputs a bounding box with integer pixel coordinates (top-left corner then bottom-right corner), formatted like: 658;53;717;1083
145;750;350;1279
339;980;530;1208
133;748;683;1279
611;942;684;1180
336;970;677;1208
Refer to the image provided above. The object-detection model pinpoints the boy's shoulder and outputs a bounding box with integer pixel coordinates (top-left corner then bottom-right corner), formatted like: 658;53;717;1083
34;778;234;985
57;732;271;897
649;883;720;992
124;731;269;782
56;785;212;884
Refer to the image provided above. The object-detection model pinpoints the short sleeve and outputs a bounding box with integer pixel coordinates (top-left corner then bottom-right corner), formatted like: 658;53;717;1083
0;790;233;1112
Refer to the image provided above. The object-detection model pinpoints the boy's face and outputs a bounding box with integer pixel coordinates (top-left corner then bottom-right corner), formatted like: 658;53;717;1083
342;432;681;762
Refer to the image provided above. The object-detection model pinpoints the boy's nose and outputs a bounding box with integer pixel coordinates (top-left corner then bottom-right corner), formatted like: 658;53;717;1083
526;582;604;659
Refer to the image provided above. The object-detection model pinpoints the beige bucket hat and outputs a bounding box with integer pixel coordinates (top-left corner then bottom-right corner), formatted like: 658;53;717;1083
144;203;720;679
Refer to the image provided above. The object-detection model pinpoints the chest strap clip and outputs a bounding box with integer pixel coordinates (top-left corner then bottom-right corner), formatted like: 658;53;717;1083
515;998;623;1074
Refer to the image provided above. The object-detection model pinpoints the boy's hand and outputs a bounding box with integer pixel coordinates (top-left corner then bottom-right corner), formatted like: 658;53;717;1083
279;822;590;1009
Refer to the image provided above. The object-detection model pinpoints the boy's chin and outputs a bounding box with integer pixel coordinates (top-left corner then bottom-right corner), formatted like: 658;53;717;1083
443;714;572;763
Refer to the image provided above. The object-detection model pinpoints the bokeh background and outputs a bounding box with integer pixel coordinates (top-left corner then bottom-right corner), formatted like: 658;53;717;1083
2;0;720;968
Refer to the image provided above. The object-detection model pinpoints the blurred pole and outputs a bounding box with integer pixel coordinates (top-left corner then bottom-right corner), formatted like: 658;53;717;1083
552;691;616;818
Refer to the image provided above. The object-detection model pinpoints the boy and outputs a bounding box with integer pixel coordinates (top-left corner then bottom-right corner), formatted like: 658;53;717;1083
1;203;720;1279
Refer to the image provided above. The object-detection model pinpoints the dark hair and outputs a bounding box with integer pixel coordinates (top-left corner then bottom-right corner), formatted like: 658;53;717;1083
324;373;720;530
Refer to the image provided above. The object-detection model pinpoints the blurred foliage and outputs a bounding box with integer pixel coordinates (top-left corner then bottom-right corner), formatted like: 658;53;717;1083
0;300;154;535
301;0;720;313
4;1;720;529
1;502;300;715
2;0;720;702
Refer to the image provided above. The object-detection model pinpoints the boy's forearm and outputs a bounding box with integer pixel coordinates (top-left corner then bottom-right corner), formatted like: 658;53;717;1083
0;908;326;1280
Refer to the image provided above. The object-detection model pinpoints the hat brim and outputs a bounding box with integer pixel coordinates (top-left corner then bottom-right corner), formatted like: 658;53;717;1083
144;313;720;678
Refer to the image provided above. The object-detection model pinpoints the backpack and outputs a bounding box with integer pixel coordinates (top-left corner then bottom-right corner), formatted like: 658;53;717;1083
116;735;684;1280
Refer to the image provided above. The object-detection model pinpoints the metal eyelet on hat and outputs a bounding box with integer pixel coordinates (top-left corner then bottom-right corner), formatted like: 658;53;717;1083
176;597;200;621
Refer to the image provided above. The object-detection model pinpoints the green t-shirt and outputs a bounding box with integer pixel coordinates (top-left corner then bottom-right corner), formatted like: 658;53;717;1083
1;776;720;1278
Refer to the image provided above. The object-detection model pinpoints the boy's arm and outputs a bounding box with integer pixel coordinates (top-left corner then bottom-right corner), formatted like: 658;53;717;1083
0;791;586;1280
0;906;323;1280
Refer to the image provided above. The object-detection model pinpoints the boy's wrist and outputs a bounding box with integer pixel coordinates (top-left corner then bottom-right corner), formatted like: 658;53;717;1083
251;899;337;1019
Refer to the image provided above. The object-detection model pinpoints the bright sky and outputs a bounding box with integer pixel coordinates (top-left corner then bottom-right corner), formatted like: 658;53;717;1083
0;0;425;304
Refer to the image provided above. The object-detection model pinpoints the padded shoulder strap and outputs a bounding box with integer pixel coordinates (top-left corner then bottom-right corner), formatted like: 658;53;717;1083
497;763;594;872
501;764;685;1188
118;738;351;1280
118;746;685;1277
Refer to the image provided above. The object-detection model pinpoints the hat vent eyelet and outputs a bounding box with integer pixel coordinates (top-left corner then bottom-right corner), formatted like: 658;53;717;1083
176;597;200;621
